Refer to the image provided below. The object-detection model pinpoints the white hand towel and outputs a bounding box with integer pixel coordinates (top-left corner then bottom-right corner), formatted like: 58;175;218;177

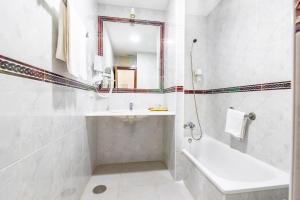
67;2;88;80
225;108;247;139
56;1;68;62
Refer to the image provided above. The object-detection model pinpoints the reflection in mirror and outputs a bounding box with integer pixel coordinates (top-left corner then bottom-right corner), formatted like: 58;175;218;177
115;66;137;89
99;17;164;90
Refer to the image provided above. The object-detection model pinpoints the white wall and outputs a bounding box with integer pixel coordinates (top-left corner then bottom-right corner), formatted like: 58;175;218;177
163;0;186;180
114;55;137;67
205;0;292;89
183;14;207;149
184;14;207;90
0;0;100;199
0;1;168;199
137;52;159;89
103;25;114;69
292;23;300;200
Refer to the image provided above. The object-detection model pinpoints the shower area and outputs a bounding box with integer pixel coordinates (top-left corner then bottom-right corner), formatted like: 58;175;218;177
182;0;294;199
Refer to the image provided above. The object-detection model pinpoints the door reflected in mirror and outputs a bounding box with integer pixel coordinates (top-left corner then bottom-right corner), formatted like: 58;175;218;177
115;66;137;89
99;17;164;91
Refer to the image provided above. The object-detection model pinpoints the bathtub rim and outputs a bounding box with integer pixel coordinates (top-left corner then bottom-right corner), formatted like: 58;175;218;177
182;137;289;195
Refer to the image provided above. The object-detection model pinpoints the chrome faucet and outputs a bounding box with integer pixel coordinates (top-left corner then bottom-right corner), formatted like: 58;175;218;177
129;102;134;111
184;122;196;129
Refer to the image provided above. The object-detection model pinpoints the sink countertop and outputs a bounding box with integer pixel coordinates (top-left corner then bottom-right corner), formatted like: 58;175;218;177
85;110;176;117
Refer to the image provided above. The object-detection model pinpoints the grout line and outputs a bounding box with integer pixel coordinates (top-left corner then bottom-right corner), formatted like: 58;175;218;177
0;128;79;173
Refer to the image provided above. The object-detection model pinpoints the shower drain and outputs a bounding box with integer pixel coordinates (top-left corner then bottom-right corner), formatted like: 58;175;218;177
93;185;107;194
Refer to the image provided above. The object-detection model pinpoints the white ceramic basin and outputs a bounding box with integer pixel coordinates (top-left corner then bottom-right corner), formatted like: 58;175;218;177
85;110;175;117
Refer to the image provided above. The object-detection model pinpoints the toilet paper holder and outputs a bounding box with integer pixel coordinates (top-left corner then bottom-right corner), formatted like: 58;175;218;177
229;107;256;121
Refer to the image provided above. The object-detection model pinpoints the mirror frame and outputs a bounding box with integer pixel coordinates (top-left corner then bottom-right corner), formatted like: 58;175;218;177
98;16;165;93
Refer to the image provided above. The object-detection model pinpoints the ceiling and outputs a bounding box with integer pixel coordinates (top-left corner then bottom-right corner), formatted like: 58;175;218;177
105;22;160;55
98;0;170;11
186;0;222;16
98;0;221;16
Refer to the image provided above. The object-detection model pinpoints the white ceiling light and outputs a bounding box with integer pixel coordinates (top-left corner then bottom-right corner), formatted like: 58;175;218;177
130;34;140;43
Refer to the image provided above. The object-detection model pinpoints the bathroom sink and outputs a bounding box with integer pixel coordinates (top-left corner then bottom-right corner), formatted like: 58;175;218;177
109;109;134;114
85;110;175;117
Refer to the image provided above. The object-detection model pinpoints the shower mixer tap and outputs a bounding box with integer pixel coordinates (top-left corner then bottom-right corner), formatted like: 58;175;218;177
184;122;196;129
129;102;134;111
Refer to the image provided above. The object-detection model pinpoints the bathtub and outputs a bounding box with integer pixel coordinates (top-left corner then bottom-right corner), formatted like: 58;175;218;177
182;136;289;199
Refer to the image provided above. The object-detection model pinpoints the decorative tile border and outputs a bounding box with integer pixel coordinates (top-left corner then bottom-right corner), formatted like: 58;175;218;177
0;55;292;95
164;86;184;93
0;55;164;93
0;55;95;91
184;90;203;94
98;88;163;94
184;81;291;94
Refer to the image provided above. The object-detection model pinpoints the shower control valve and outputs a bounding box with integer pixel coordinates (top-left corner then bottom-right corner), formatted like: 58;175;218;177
184;122;196;129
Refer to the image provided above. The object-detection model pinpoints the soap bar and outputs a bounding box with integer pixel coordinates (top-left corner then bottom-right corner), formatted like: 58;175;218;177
148;107;168;112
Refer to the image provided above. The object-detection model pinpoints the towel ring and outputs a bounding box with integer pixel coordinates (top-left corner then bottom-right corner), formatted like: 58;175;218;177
229;107;256;121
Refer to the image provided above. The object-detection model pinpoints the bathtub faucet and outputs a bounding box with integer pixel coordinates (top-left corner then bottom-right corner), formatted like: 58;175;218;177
184;122;196;129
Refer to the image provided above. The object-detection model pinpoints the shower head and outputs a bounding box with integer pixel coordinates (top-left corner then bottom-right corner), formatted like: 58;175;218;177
191;39;198;53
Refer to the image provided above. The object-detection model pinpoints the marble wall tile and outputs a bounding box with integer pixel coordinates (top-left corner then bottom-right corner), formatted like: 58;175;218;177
0;2;183;200
161;0;188;181
96;116;166;165
174;92;186;180
184;162;224;200
185;14;207;90
186;90;292;172
0;115;80;169
163;116;176;178
0;0;101;199
184;0;293;173
164;0;178;89
0;120;94;200
205;0;293;89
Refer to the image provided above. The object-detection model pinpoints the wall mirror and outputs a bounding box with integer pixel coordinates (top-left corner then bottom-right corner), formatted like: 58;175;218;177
98;16;164;92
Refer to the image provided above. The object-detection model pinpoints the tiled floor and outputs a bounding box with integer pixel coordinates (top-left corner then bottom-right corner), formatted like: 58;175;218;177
80;161;194;200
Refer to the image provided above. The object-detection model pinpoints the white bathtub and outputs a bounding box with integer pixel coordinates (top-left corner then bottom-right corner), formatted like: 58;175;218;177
182;136;289;195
